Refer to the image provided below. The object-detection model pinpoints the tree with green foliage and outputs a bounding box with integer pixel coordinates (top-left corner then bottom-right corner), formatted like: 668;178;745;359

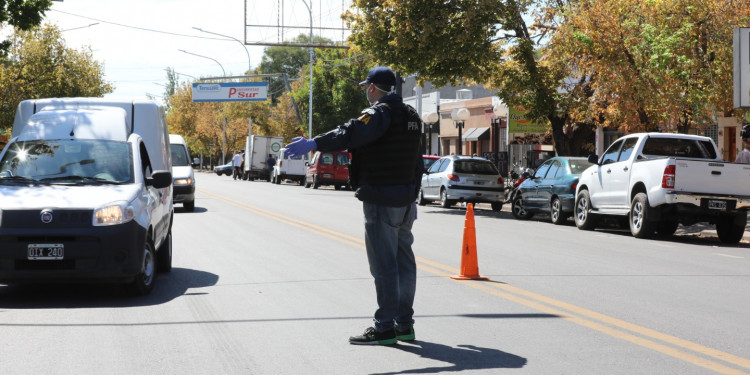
258;34;331;104
0;0;52;54
344;0;592;155
293;47;374;137
0;24;113;131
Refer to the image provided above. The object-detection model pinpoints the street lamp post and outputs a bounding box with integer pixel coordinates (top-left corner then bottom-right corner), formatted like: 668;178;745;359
192;27;254;138
179;49;227;164
422;112;439;155
301;0;314;138
492;104;505;174
451;108;470;155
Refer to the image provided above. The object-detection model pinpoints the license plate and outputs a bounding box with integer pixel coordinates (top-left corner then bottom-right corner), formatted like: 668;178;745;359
472;180;485;185
27;244;64;260
708;200;727;210
323;173;332;178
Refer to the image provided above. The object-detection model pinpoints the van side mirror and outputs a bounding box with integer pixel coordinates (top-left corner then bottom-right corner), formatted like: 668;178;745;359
587;153;599;164
147;170;172;189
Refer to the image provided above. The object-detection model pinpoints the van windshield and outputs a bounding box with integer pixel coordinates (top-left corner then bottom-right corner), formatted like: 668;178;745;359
170;144;190;166
0;140;133;184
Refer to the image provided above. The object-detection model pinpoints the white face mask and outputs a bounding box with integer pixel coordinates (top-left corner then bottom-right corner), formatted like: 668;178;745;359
366;85;376;105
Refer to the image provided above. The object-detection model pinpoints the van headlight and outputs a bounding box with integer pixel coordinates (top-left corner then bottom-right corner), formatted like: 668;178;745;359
173;177;193;186
93;201;134;226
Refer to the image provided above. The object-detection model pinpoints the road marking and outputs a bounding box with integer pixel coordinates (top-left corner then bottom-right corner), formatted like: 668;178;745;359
201;189;750;374
713;253;745;259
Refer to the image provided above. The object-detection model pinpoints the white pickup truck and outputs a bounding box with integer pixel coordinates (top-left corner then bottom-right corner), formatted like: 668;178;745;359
574;132;750;243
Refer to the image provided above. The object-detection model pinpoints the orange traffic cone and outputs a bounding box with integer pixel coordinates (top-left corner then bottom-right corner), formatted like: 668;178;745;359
451;203;489;281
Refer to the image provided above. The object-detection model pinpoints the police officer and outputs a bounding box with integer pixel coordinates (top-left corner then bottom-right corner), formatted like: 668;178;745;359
285;66;423;345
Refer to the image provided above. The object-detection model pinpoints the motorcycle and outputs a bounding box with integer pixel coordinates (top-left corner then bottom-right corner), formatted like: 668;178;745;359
504;168;533;204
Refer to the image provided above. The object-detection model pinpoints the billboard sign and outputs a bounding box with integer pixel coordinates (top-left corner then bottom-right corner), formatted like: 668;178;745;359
192;82;268;102
508;106;549;133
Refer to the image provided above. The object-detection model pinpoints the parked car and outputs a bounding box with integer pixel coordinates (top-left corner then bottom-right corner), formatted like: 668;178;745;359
169;134;196;211
304;150;350;190
417;155;505;211
214;162;233;176
511;156;594;224
272;147;309;185
422;155;440;170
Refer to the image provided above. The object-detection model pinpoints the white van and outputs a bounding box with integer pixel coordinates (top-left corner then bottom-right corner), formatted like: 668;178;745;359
169;134;196;211
271;147;309;185
0;98;173;295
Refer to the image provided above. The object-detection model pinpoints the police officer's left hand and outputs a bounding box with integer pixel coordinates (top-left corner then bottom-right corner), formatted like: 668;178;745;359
285;137;317;158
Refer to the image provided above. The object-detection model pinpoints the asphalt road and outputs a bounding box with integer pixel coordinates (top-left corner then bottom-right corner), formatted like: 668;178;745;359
1;171;749;374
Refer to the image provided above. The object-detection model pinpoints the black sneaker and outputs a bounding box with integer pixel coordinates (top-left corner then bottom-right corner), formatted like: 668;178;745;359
348;327;397;345
395;325;415;341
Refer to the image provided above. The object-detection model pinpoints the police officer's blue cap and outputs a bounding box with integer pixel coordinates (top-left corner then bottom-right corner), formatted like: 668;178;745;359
359;66;396;87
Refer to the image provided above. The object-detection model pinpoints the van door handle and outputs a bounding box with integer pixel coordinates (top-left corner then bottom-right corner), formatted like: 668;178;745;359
606;169;612;173
623;166;629;171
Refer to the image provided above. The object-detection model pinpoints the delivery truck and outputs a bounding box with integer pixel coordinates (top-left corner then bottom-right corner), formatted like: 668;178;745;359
243;135;284;181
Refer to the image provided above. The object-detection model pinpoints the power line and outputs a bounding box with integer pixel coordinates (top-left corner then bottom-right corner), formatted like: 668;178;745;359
50;9;230;41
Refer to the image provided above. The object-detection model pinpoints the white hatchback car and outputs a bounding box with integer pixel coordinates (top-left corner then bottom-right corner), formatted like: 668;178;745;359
418;155;505;211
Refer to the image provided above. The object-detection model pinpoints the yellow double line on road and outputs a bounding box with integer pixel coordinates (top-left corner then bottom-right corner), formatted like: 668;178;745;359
202;189;750;374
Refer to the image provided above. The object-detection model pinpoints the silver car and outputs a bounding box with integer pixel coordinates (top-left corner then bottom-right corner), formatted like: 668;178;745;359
418;155;505;211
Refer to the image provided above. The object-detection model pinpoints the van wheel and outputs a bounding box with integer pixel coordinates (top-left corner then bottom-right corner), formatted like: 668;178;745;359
491;202;503;212
334;185;341;190
716;214;747;244
157;229;172;272
184;200;195;212
312;175;320;189
126;240;156;296
440;188;454;208
574;189;598;230
417;189;427;206
630;193;655;238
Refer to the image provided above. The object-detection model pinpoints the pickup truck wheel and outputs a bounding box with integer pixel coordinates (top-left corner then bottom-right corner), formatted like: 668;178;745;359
655;220;679;237
440;188;454;208
126;240;156;296
716;214;747;244
574;190;598;230
630;193;655;238
417;189;427;206
512;195;533;220
550;197;567;225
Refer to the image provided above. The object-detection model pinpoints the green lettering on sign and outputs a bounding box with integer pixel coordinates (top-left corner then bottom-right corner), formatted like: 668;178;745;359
508;107;549;133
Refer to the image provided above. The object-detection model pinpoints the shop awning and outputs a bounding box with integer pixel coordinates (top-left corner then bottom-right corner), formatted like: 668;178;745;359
463;127;490;142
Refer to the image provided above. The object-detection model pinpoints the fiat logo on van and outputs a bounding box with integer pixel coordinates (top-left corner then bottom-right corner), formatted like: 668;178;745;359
40;209;54;224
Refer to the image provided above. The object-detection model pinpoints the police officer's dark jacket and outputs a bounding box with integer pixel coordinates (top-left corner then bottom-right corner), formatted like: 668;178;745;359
313;94;423;206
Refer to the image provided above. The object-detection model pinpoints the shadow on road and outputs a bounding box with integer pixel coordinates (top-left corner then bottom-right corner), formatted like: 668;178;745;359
372;341;527;374
0;267;219;309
